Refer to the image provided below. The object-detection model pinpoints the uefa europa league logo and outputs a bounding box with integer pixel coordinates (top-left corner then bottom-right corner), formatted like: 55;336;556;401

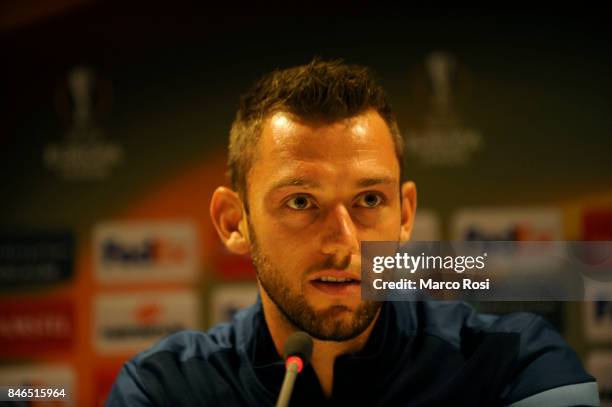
44;65;123;180
405;51;482;168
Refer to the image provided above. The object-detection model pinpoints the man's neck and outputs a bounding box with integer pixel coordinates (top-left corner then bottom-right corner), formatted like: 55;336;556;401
260;295;380;398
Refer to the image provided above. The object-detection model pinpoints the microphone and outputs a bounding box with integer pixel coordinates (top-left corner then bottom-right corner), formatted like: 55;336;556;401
275;331;313;407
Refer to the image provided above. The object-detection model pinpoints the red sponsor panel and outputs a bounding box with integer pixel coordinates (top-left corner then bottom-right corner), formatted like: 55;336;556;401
0;298;74;356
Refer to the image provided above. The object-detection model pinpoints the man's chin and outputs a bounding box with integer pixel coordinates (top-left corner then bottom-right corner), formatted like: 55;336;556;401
302;302;381;342
312;303;357;317
306;319;371;342
304;287;364;312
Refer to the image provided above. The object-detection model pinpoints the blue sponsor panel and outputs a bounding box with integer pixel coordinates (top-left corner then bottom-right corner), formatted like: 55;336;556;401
0;232;74;288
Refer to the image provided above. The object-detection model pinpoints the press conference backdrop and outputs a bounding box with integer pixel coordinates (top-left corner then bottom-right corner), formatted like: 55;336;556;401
1;7;611;406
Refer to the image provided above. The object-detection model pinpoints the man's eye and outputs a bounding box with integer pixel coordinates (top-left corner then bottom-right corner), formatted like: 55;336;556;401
356;193;383;208
286;195;314;210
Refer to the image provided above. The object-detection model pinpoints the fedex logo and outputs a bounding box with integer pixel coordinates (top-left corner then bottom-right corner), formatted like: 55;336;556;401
464;223;555;241
101;237;187;265
451;208;562;241
94;222;198;282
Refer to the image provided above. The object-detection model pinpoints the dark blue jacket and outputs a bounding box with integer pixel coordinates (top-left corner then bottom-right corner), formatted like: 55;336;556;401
106;300;598;406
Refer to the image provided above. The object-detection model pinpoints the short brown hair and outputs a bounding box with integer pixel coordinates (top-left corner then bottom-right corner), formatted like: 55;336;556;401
228;58;404;204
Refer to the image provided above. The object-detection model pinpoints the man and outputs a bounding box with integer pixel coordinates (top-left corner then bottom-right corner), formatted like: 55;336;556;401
107;59;598;406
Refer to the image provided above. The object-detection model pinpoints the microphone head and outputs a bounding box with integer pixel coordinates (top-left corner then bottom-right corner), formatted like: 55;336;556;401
283;331;313;365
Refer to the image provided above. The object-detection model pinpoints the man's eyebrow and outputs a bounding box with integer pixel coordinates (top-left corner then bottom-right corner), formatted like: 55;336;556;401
269;176;321;191
356;177;397;188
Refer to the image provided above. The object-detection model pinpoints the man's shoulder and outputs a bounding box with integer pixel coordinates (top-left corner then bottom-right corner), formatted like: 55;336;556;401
134;308;252;364
133;326;234;365
106;303;261;406
392;300;564;344
390;301;598;406
391;300;587;373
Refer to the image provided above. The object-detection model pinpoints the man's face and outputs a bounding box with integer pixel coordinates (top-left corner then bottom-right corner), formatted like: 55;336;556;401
246;109;403;341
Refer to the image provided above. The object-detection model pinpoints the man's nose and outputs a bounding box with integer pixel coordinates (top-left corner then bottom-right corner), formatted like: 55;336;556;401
320;203;359;259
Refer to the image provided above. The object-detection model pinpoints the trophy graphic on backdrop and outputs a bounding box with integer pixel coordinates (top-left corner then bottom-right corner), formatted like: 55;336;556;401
406;51;483;168
68;66;97;138
427;51;455;118
44;66;124;180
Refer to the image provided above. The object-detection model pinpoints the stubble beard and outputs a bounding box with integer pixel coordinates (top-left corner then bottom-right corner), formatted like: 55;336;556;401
248;222;381;341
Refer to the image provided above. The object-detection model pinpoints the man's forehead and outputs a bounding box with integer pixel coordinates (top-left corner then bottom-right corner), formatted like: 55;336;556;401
259;110;397;163
244;110;401;198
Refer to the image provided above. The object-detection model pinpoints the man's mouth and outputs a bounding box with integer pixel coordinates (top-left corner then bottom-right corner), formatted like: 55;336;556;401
309;273;360;296
317;276;357;283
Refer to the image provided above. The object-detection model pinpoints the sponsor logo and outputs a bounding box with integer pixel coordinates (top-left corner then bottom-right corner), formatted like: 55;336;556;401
94;291;200;354
101;237;187;266
94;222;198;282
0;299;74;356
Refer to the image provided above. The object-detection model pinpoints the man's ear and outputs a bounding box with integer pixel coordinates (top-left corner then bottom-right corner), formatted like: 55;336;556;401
210;187;250;255
400;181;417;241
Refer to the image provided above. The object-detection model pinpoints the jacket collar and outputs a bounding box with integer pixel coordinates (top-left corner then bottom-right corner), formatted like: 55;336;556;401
246;300;399;403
